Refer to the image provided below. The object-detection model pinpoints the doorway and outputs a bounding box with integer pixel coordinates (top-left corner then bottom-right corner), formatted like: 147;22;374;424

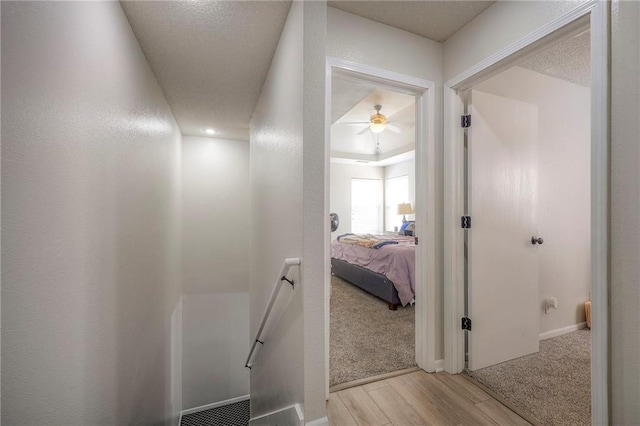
329;77;418;389
462;28;592;424
324;58;437;396
444;2;609;424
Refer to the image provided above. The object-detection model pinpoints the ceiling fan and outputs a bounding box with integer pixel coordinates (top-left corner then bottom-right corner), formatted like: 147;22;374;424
341;104;403;135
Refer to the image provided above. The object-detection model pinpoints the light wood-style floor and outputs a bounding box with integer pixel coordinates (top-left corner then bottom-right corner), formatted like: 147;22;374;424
327;371;532;426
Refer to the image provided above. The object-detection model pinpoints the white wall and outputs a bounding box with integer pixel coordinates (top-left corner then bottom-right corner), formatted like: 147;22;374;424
1;2;182;424
249;0;305;419
385;159;416;230
330;164;384;238
327;7;443;84
328;6;444;360
475;66;591;335
170;298;183;420
250;1;327;422
611;0;640;422
443;1;588;80
181;136;250;409
182;293;249;408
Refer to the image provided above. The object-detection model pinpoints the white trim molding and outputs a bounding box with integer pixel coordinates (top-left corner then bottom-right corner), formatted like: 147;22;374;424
539;322;588;341
180;394;250;417
589;2;610;424
443;1;609;424
249;403;304;426
324;57;438;390
434;359;445;373
306;416;330;426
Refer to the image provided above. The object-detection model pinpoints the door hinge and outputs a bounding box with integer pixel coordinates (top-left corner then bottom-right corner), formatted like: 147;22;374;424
461;215;471;229
461;114;471;128
461;317;472;331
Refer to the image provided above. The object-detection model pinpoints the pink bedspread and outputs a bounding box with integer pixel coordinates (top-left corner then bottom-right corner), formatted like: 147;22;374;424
331;234;416;306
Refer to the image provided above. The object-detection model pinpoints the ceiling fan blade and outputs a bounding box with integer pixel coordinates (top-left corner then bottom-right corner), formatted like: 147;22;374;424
357;126;371;135
339;121;370;125
386;124;402;134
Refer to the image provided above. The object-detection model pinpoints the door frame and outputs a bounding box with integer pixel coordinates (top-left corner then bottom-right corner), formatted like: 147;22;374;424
324;57;437;398
443;0;610;423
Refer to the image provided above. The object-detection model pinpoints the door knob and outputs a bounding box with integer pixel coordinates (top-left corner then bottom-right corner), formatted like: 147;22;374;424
531;236;544;245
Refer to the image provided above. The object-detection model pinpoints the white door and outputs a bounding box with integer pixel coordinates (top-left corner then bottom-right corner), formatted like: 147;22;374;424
467;90;540;371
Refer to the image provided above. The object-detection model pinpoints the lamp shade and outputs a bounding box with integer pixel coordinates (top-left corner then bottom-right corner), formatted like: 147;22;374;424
397;203;413;215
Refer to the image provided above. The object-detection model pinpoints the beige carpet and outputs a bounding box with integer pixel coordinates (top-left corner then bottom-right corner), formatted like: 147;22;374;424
470;329;591;426
330;275;416;387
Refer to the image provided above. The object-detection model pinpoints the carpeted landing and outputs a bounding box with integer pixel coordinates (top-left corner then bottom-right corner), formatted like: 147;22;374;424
330;275;416;387
469;329;591;426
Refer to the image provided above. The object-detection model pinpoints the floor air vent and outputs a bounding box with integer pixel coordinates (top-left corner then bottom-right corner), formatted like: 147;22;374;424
181;399;250;426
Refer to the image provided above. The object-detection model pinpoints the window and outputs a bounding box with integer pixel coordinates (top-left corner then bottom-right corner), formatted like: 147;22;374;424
351;178;382;234
385;175;409;231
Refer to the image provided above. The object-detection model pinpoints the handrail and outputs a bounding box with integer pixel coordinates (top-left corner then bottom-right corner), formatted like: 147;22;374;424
245;257;301;369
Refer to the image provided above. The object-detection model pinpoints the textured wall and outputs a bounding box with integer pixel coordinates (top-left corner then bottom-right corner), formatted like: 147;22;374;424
181;293;249;409
475;66;591;335
249;1;327;422
181;136;250;410
249;0;305;419
181;137;250;295
1;2;182;424
443;0;588;81
327;6;444;360
611;0;640;422
327;7;443;82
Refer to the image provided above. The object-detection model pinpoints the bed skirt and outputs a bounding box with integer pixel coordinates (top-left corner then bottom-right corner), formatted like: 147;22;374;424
331;258;401;310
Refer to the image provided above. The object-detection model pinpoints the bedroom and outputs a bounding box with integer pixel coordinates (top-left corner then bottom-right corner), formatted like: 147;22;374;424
328;73;419;389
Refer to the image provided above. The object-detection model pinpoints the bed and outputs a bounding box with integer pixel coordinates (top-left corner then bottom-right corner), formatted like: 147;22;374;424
331;232;416;310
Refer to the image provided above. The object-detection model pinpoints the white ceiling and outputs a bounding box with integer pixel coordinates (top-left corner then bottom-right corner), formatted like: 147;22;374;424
519;30;591;87
331;77;416;164
121;1;496;142
119;0;589;170
328;1;495;42
121;1;291;140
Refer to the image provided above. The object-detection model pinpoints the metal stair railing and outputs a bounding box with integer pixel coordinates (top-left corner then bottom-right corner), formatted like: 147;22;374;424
245;257;301;369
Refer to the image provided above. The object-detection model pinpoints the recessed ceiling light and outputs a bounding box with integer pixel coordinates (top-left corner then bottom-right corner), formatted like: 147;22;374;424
204;128;216;135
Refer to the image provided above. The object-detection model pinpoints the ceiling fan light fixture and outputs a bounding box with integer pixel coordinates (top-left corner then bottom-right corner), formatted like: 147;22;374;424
369;104;387;133
370;121;386;133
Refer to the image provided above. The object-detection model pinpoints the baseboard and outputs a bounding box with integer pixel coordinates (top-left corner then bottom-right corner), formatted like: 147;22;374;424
539;322;587;341
306;416;329;426
249;403;303;426
180;394;250;417
434;359;444;373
